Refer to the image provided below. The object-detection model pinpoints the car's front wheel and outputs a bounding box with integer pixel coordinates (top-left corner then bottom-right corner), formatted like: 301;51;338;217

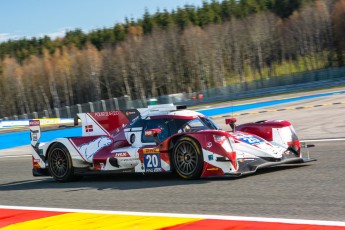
48;143;79;182
172;137;203;179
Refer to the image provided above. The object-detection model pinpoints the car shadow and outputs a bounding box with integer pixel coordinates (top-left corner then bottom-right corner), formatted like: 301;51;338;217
254;164;311;175
0;173;208;192
0;164;311;191
203;164;311;181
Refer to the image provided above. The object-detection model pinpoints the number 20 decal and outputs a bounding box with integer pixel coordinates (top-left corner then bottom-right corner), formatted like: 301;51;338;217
144;154;161;169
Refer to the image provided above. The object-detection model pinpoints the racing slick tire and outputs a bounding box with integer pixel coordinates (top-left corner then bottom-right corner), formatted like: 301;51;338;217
48;143;81;182
172;136;203;179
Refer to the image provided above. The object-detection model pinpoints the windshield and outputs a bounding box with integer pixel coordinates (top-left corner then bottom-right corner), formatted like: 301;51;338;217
129;116;220;143
177;117;219;133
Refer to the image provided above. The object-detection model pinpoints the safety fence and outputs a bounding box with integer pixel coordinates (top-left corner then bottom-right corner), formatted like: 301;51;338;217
1;66;345;122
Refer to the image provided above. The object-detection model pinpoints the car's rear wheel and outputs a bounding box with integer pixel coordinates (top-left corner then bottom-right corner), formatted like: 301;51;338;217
172;137;203;179
48;143;79;182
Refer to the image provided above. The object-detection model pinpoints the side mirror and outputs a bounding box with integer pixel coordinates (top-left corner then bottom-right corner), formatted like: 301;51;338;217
144;128;162;145
225;118;236;125
225;118;237;131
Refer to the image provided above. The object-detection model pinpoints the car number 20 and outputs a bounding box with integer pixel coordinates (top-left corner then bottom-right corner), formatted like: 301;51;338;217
144;154;161;169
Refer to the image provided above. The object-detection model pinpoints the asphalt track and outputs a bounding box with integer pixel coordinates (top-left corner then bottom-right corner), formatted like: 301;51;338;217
0;87;344;225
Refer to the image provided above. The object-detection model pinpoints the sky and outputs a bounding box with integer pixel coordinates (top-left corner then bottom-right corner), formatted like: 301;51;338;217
0;0;210;43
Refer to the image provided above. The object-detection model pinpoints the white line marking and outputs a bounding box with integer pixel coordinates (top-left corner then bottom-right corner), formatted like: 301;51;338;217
301;138;345;142
0;154;31;159
0;205;344;227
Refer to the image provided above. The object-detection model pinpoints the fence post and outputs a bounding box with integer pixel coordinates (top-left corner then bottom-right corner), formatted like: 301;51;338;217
101;100;106;111
66;106;71;118
23;114;28;119
124;95;132;109
14;115;18;120
54;108;60;118
33;112;38;119
77;104;82;113
89;102;94;112
113;98;119;110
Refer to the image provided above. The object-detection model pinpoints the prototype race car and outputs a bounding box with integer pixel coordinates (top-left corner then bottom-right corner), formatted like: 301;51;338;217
30;104;315;182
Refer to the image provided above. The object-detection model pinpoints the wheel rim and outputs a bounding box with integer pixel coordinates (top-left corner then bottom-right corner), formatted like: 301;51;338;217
50;148;69;177
174;141;198;176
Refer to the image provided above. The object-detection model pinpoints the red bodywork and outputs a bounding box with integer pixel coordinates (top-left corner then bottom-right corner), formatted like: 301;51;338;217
236;120;300;155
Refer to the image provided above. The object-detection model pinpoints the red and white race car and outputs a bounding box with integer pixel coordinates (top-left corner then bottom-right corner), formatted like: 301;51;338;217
30;104;315;182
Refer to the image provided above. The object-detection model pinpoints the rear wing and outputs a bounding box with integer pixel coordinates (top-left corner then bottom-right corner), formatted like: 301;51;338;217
30;104;185;139
75;110;141;137
74;104;185;137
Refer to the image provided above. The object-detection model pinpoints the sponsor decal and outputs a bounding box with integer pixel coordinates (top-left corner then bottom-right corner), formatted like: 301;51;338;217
29;120;40;126
119;158;140;162
206;142;212;148
113;152;130;157
145;168;162;172
126;111;137;116
94;111;119;117
85;125;93;132
206;167;219;171
143;148;160;154
208;155;214;161
77;136;113;160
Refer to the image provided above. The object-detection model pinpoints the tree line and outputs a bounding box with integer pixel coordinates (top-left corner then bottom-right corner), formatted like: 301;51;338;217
0;0;314;62
0;0;345;117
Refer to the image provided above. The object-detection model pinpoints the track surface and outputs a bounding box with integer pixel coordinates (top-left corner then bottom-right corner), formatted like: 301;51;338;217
0;88;344;222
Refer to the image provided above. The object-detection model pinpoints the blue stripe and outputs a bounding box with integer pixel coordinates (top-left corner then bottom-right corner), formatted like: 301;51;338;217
0;127;81;150
1;90;344;150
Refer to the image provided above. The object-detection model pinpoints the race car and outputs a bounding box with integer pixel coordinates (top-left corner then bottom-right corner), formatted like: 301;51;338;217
30;104;315;182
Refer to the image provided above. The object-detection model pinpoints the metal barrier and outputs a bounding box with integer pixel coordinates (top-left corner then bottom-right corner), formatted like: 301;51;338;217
2;67;345;120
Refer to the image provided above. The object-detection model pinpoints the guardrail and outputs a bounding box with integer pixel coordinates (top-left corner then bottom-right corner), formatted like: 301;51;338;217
2;67;345;120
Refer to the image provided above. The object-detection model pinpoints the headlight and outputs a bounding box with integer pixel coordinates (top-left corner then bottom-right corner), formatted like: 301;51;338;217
214;135;233;152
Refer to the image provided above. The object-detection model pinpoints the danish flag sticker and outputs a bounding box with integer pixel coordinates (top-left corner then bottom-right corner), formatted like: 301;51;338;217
85;125;93;132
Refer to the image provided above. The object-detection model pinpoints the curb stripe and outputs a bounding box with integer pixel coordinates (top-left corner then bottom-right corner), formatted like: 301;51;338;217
1;206;345;229
1;213;199;230
168;219;345;230
0;209;67;228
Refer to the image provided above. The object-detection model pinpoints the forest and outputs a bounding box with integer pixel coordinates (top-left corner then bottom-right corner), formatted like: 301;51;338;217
0;0;345;117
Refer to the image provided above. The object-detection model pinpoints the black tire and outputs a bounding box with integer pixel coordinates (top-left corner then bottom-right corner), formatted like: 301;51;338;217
48;143;79;182
172;136;203;179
